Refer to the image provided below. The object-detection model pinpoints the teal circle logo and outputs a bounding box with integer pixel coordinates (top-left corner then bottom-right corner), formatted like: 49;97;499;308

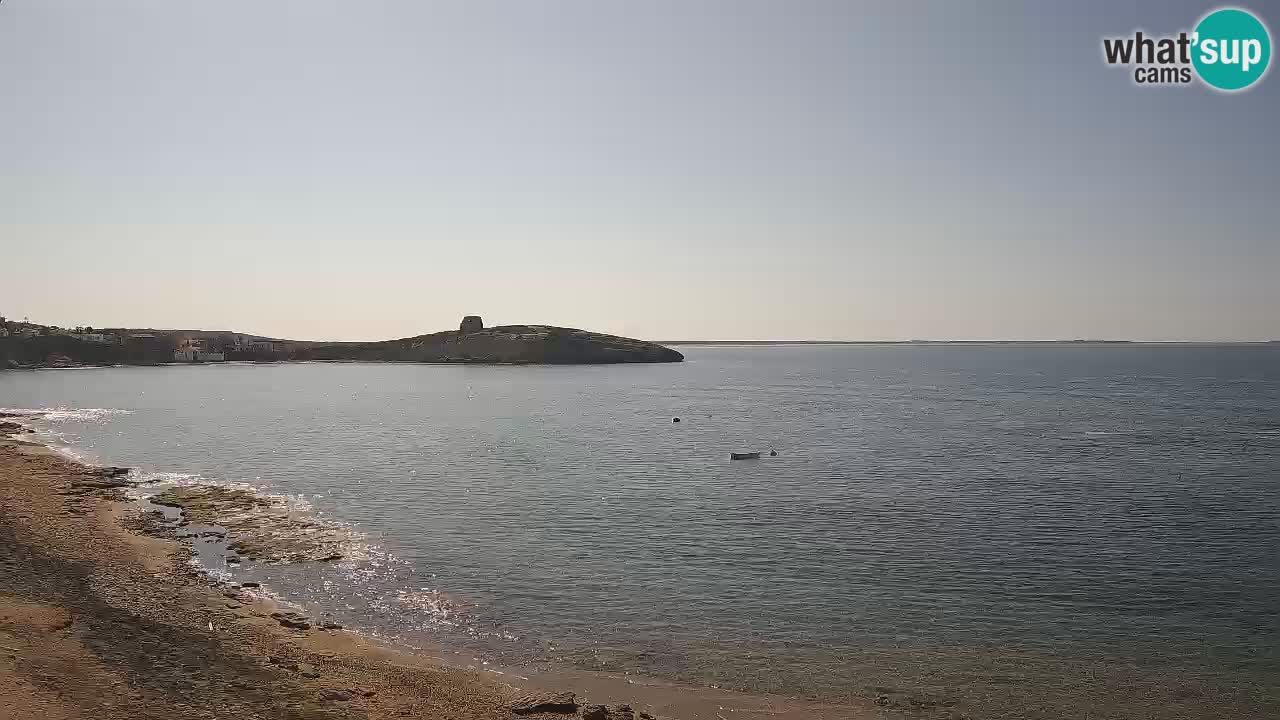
1192;8;1271;91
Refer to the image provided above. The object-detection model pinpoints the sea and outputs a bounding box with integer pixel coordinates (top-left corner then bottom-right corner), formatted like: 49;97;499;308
3;344;1279;719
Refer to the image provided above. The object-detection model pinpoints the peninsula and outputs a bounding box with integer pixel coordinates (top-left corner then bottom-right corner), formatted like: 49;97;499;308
0;316;684;368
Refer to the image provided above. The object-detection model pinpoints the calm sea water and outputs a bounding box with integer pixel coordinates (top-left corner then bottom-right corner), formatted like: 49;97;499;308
4;346;1280;718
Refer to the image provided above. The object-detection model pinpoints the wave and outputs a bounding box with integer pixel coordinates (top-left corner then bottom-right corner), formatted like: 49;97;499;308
0;406;134;423
2;407;135;465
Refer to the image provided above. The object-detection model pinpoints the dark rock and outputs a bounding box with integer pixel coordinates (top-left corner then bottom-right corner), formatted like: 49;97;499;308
319;689;352;702
583;705;637;720
269;657;303;672
270;611;311;630
510;690;577;715
59;465;137;498
459;315;484;334
239;582;261;588
639;713;656;720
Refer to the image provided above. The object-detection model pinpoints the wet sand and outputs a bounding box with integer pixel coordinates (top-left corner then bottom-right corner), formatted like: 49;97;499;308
0;428;884;720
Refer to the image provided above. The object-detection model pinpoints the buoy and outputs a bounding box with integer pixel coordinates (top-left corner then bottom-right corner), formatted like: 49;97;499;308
672;417;681;423
770;449;778;457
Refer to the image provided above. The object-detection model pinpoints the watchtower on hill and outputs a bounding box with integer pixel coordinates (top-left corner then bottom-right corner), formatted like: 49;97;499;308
459;316;484;334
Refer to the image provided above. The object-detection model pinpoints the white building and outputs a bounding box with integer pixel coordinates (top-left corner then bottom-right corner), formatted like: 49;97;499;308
174;338;225;363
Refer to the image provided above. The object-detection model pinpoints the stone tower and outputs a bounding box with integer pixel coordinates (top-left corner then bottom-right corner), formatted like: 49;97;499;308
459;315;484;334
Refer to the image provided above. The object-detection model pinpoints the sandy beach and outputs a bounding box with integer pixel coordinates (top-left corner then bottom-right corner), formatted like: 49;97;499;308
0;424;881;720
0;438;529;719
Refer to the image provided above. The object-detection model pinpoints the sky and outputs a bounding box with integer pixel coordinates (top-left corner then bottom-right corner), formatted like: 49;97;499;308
1;1;1277;341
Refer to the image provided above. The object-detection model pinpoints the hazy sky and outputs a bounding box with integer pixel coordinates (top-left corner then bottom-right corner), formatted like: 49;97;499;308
2;1;1277;341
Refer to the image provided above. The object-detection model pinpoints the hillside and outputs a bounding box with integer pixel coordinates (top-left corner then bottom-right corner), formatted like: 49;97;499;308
300;322;683;364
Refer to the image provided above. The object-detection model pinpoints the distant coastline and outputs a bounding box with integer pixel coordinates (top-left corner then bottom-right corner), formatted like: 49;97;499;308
662;340;1280;346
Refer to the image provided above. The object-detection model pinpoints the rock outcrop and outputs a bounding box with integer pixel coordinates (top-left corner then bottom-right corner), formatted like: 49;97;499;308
149;485;353;564
0;421;35;436
510;690;578;715
270;610;312;630
582;704;652;720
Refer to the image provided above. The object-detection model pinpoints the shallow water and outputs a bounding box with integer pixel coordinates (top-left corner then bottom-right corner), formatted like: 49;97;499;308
4;345;1280;718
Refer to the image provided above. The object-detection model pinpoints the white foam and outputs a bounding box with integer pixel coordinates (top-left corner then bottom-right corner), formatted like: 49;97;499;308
0;407;133;423
389;588;465;627
125;471;207;500
133;470;205;485
2;419;95;464
52;445;89;463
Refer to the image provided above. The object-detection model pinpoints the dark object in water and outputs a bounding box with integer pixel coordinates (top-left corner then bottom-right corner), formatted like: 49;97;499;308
770;449;778;456
672;417;681;423
730;452;761;461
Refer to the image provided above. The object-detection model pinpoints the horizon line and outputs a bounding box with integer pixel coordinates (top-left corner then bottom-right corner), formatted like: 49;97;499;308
658;339;1280;345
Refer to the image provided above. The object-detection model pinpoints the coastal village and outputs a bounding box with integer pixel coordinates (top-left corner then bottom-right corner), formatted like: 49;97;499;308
0;314;290;367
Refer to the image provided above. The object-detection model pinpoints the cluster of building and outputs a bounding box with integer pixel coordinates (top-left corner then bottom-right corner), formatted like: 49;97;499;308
173;338;225;363
172;335;285;363
0;316;289;364
0;326;118;343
